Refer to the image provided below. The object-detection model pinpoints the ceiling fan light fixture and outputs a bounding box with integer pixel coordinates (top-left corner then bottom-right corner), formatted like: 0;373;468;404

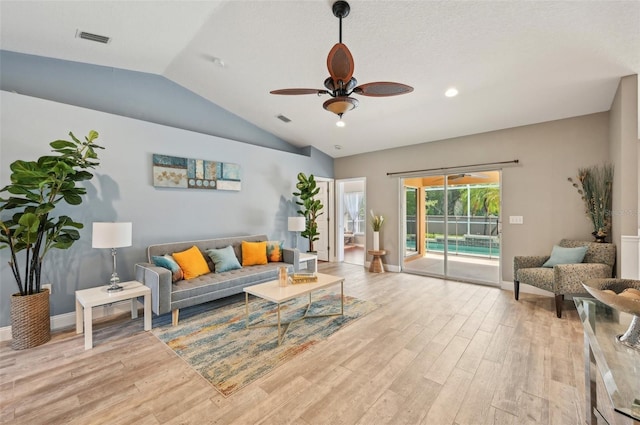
323;96;358;115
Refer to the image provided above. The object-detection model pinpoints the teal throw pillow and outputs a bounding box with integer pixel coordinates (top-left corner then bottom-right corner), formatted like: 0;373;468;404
152;255;184;282
206;245;242;273
542;245;588;268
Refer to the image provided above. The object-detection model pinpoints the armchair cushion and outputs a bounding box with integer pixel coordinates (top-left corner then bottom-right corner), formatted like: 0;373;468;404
516;267;554;292
542;245;588;268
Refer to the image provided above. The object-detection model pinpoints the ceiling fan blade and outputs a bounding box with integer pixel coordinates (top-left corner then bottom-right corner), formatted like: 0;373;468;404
270;89;328;95
353;82;414;97
326;43;354;84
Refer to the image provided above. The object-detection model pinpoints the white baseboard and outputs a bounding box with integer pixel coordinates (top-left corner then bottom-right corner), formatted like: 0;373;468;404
1;279;550;343
0;300;141;342
364;261;401;273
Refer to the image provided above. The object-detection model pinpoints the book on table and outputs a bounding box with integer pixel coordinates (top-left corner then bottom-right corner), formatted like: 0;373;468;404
291;273;318;284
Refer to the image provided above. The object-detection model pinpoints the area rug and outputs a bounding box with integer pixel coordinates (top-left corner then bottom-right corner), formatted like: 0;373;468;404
152;290;377;397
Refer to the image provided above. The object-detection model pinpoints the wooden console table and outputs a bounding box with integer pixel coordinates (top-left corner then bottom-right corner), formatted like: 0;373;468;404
367;249;386;273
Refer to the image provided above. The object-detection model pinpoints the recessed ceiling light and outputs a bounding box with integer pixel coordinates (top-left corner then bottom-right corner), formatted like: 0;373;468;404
445;87;459;97
334;145;342;150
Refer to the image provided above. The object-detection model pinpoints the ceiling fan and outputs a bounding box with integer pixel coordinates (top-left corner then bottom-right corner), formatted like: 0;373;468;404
270;0;413;123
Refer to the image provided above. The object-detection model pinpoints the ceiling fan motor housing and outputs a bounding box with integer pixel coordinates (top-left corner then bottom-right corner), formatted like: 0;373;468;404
324;76;358;95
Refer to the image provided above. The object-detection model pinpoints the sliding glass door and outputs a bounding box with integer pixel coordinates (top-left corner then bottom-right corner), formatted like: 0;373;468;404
403;171;501;286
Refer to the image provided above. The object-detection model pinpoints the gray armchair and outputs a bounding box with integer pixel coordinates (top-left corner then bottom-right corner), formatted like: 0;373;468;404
513;239;616;318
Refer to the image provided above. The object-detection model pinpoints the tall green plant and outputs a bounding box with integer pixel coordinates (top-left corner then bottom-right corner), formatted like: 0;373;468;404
293;173;323;252
0;130;103;296
568;164;614;237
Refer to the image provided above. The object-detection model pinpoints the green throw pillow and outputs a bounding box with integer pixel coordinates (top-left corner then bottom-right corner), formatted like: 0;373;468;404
542;245;588;268
152;255;184;282
206;245;242;273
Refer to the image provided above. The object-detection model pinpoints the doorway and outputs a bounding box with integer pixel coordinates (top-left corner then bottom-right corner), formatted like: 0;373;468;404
402;171;501;285
336;178;366;266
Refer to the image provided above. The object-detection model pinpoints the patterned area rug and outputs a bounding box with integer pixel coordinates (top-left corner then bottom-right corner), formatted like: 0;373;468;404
152;290;377;397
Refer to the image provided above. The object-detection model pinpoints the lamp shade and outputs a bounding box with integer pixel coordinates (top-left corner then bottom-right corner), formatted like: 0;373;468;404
92;222;132;248
288;217;306;232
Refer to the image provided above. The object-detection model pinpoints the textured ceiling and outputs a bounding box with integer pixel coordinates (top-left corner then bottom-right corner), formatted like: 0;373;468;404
1;1;639;158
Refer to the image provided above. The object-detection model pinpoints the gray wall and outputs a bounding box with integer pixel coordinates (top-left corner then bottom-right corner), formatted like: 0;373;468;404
0;92;333;326
335;112;616;282
0;50;302;155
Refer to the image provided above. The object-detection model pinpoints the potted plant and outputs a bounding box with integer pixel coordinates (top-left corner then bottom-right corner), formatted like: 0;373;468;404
568;163;614;242
370;210;384;250
0;130;103;349
292;173;324;252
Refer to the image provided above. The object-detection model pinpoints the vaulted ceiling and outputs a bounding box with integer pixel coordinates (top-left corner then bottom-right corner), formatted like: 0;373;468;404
1;1;639;158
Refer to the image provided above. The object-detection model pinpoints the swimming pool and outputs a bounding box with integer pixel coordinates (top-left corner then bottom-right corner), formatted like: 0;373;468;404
406;240;500;257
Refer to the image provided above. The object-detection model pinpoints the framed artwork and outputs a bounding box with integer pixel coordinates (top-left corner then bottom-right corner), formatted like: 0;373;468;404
152;154;241;191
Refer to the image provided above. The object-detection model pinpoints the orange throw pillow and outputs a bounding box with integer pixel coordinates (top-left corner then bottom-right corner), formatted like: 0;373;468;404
172;246;210;279
242;241;268;266
266;240;284;262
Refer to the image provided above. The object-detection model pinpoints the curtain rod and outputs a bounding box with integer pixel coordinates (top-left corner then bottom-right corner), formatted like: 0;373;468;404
386;159;520;177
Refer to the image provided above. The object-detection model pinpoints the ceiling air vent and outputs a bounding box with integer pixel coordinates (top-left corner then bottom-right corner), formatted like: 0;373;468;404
276;114;291;123
76;30;111;44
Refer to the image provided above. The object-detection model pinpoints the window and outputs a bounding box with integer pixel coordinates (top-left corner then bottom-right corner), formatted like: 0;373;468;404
344;192;365;234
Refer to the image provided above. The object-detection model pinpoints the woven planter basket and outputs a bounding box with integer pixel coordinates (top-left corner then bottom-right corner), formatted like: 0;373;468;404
11;289;51;350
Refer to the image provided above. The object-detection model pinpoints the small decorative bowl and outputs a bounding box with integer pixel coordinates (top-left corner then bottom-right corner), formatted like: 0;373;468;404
583;278;640;350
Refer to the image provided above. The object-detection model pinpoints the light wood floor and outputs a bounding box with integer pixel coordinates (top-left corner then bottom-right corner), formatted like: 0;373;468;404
1;262;587;425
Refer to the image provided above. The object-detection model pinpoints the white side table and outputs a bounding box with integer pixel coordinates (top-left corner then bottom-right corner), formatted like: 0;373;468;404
298;252;318;273
75;280;151;350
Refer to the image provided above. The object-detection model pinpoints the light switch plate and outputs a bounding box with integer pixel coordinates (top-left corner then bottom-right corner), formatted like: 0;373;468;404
509;216;524;224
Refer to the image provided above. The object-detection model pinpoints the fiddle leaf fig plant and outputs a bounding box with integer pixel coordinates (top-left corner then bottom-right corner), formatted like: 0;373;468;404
0;130;103;296
293;172;324;252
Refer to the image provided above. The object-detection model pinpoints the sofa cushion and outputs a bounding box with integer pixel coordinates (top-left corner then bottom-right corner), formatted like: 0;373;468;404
171;262;291;303
542;245;588;268
242;241;268;266
172;246;211;279
152;254;184;283
266;240;284;262
206;245;242;273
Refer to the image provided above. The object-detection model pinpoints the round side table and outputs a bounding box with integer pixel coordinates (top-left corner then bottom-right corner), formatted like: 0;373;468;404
367;249;386;273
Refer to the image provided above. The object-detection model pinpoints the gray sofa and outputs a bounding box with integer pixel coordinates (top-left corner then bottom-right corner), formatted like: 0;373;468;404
134;234;298;325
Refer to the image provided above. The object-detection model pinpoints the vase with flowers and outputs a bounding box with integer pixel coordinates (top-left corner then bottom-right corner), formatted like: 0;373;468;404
568;163;613;242
370;210;384;250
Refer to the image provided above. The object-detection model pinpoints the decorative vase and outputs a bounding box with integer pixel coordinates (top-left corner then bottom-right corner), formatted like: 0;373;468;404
373;231;380;251
10;289;51;350
592;231;607;243
278;266;288;287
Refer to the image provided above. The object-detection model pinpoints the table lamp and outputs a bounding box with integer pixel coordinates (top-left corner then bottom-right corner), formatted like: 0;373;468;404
92;222;132;292
287;216;306;250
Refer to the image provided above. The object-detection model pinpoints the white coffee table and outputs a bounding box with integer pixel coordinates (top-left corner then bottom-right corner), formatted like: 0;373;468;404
75;280;151;350
244;273;344;345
